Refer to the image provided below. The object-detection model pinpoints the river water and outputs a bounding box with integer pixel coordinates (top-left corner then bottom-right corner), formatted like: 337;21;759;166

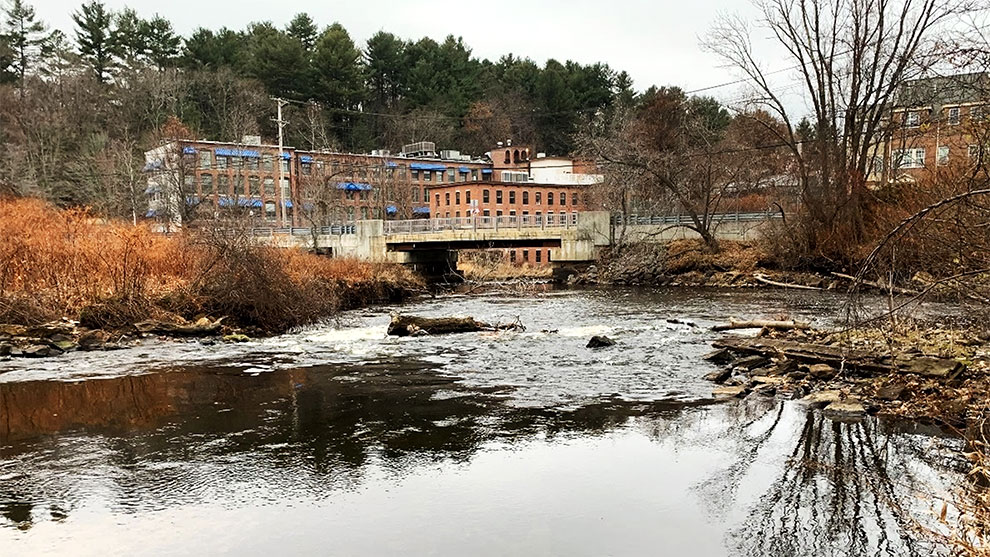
0;288;968;556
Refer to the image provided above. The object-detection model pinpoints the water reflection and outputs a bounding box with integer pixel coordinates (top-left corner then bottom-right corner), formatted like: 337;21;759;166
0;359;963;556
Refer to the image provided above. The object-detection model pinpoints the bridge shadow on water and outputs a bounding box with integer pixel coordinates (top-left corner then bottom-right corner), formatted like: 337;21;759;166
0;358;966;555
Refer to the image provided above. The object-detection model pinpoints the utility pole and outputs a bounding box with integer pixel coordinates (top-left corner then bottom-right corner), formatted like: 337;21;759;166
272;97;290;227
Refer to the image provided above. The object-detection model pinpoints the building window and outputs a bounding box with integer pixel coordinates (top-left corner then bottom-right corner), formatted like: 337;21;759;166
436;170;443;183
455;191;461;204
264;177;274;195
496;190;503;204
265;201;276;220
496;210;503;217
199;150;212;169
547;192;554;206
361;207;369;219
560;192;566;205
937;146;950;166
262;155;273;172
535;250;541;263
445;192;450;205
471;169;479;181
184;174;194;188
535;192;542;204
218;175;229;193
483;209;490;217
522;249;529;262
412;186;420;202
892;148;925;169
447;169;455;182
200;173;213;193
216;155;228;170
412;169;420;181
509;191;516;204
455;211;460;218
522;191;529;204
301;163;311;175
247;157;259;170
465;190;471;204
948;107;961;125
509;210;516;216
483;189;490;203
547;212;554;224
970;144;985;164
249;176;260;195
504;150;511;164
905;111;921;128
424;171;432;182
436;193;440;206
870;156;884;175
571;192;578;206
973;106;987;122
571;212;578;224
399;166;407;180
281;159;290;173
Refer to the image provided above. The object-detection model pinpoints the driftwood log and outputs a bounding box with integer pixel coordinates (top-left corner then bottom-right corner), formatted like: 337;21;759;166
387;314;524;336
134;317;224;337
753;273;823;291
712;319;811;332
831;272;920;295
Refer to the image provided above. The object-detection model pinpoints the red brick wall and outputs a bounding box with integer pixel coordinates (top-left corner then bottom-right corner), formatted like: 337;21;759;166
429;182;587;220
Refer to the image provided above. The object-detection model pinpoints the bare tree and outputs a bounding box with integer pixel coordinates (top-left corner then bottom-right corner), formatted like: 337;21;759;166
704;0;964;261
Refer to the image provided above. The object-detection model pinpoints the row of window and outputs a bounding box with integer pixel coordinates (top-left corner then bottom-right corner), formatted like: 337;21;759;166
441;210;578;223
508;248;546;264
903;104;988;128
890;144;986;169
438;190;580;206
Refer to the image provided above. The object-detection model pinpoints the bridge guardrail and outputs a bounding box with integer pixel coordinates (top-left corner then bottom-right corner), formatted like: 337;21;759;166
249;224;355;236
384;214;580;235
610;212;783;226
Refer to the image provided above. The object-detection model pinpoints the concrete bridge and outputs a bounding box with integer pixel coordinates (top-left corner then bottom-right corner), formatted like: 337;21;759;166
256;211;779;270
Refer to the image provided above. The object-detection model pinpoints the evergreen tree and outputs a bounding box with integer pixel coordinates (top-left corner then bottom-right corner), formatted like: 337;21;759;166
140;15;180;69
114;7;143;65
182;27;244;69
72;0;120;83
3;0;48;91
364;31;405;110
535;59;578;154
0;32;14;83
286;13;317;52
245;22;310;99
312;23;363;108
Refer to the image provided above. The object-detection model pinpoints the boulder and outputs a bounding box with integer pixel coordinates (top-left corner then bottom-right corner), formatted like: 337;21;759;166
77;329;109;350
823;399;866;421
134;318;224;337
587;335;616;349
387;314;522;337
713;385;748;399
800;389;843;408
702;348;734;365
896;356;965;379
20;344;52;358
0;342;10;357
222;333;251;343
806;363;837;379
730;355;770;371
876;382;907;401
703;368;733;383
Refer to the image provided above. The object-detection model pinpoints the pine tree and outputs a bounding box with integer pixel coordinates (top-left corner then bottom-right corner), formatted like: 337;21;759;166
312;23;363;108
72;0;120;83
245;22;310;99
140;15;179;69
3;0;48;92
286;13;317;52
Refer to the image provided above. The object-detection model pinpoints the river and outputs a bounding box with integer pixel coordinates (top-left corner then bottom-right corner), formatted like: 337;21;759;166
0;288;968;556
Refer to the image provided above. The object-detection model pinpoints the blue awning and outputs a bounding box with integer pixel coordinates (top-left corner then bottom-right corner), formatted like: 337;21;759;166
410;163;446;171
336;182;372;191
144;185;161;194
300;155;313;163
412;206;431;215
280;153;291;160
386;205;397;214
459;166;470;173
215;147;261;158
481;169;493;174
185;195;199;205
142;160;163;172
218;197;263;208
145;209;159;217
386;162;398;168
182;146;197;155
283;200;293;208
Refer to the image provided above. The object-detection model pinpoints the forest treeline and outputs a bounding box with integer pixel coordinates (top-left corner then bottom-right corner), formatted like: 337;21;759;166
0;0;645;203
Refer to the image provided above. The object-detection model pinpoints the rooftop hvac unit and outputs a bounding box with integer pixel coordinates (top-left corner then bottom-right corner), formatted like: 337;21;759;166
370;149;391;156
439;150;460;160
241;135;262;146
403;141;436;157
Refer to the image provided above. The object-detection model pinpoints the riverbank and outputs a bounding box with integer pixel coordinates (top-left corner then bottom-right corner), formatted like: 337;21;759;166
0;198;423;356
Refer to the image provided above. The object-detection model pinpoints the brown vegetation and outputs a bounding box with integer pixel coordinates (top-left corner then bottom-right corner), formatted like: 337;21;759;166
0;198;422;333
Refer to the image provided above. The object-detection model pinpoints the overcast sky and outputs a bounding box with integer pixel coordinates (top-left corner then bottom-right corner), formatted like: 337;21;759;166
36;0;798;110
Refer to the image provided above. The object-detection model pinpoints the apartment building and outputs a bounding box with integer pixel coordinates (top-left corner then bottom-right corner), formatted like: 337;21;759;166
879;72;990;183
429;181;588;223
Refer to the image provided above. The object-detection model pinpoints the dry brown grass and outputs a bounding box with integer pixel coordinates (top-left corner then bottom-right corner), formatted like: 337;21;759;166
0;198;422;332
663;239;767;275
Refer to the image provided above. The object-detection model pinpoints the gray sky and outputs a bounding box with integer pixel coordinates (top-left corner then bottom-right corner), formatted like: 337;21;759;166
37;0;796;109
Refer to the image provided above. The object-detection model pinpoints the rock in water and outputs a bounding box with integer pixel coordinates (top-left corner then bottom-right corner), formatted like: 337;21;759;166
587;335;616;348
703;368;733;383
823;399;866;421
21;345;51;358
702;348;734;365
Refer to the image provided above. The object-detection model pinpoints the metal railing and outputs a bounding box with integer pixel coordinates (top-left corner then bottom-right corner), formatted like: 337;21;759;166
249;224;356;236
610;211;783;226
384;214;580;235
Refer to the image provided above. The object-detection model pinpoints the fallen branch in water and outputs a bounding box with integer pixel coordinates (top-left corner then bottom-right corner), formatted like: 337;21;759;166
712;319;811;332
387;314;525;336
832;272;919;296
753;273;823;291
